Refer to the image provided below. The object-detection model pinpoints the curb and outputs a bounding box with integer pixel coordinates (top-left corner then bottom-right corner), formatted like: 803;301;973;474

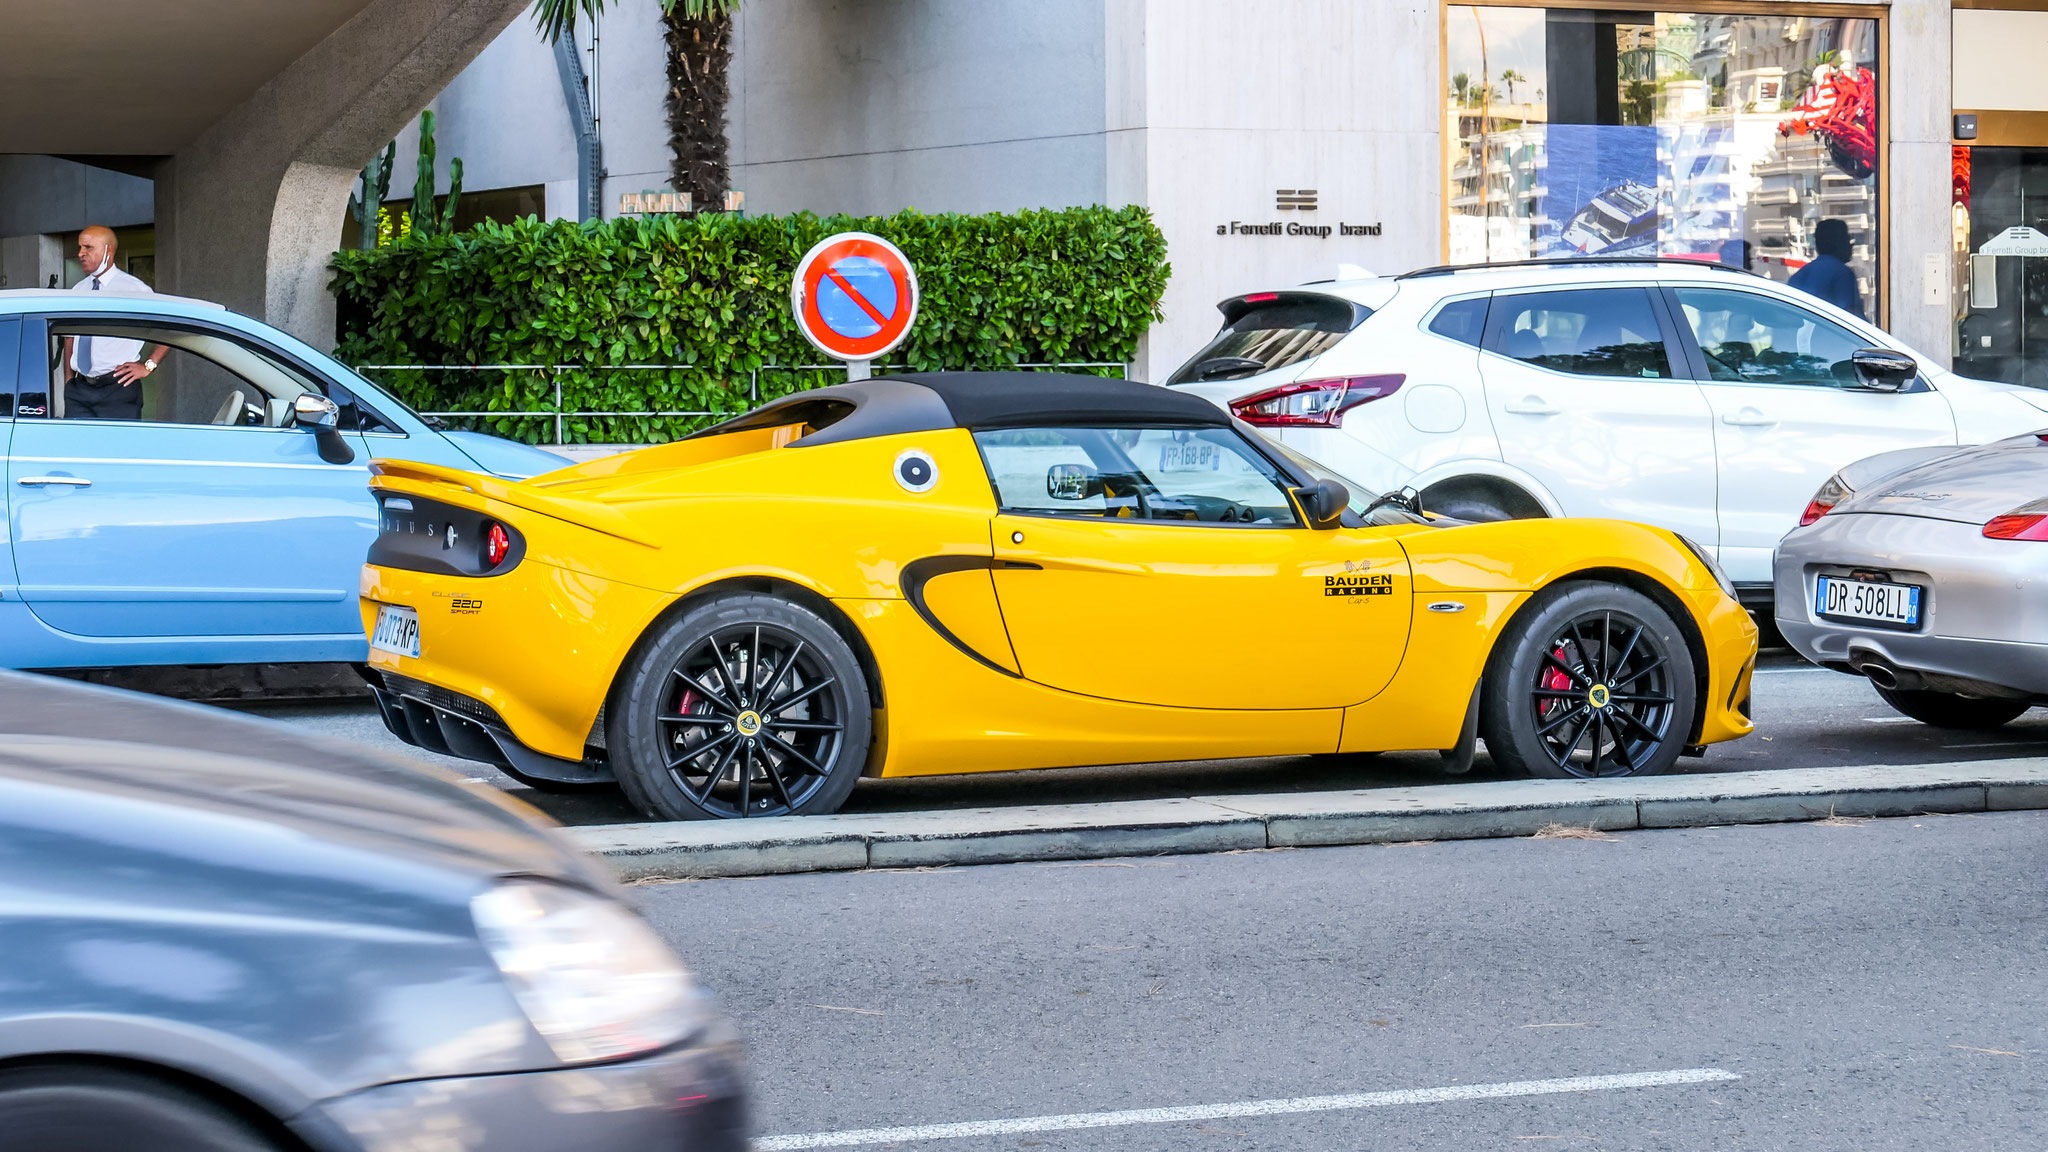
566;759;2048;881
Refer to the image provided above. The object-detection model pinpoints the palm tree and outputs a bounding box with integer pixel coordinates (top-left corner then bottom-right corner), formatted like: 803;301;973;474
532;0;740;213
1451;71;1470;106
1499;68;1525;106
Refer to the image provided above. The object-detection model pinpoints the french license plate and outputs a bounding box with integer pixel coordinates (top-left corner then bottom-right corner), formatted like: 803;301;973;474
1815;575;1922;629
370;604;421;659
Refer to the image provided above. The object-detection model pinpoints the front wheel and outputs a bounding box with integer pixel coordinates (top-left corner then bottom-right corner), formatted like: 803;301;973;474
608;594;873;819
1873;685;2030;730
1480;582;1698;780
0;1067;284;1152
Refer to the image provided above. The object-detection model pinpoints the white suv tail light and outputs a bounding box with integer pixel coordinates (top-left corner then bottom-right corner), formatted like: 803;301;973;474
1229;374;1405;428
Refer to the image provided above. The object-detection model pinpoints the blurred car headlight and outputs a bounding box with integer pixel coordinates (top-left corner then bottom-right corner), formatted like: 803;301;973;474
1676;535;1739;601
472;879;702;1064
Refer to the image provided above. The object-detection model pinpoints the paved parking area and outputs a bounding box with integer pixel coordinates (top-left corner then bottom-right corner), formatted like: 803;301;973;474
238;648;2048;827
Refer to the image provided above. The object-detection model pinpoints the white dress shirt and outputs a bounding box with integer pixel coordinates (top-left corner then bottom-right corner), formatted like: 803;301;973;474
70;260;154;377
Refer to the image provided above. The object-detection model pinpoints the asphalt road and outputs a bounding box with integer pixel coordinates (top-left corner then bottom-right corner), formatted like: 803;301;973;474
244;647;2048;826
641;810;2048;1150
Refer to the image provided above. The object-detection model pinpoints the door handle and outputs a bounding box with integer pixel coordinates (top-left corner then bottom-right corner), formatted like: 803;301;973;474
1720;409;1777;427
16;476;91;487
1503;396;1560;416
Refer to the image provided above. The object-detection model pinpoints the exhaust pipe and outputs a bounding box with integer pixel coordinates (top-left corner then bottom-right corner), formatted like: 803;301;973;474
1851;651;1922;693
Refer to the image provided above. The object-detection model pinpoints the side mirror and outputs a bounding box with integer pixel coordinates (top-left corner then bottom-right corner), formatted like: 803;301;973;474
1292;477;1349;529
1851;348;1917;393
293;393;355;464
1046;463;1104;501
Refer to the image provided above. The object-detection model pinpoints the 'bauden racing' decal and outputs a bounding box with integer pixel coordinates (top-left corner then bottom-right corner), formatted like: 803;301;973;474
1325;572;1394;596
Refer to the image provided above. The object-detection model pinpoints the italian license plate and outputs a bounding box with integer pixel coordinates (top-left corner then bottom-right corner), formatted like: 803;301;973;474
370;604;421;659
1815;575;1922;629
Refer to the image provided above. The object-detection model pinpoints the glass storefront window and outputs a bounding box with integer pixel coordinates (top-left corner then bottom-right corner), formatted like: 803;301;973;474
1953;148;2048;388
1445;6;1881;316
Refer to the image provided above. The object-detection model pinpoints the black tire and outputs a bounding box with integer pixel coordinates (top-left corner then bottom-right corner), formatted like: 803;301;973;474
608;594;872;820
1873;685;2030;730
1480;581;1698;780
0;1067;282;1152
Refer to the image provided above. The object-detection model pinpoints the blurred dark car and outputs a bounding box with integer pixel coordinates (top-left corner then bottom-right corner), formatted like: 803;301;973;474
0;671;746;1152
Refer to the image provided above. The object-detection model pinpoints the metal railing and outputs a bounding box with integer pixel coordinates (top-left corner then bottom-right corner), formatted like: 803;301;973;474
347;361;1132;445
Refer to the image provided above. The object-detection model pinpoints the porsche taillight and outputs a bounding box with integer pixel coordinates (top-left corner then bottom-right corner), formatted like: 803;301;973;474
1799;472;1853;527
1984;498;2048;541
1229;374;1405;428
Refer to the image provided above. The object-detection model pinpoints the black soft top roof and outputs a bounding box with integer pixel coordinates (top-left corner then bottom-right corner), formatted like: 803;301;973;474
691;371;1230;447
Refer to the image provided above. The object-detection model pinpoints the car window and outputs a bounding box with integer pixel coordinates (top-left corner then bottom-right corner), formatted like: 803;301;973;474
1165;295;1365;385
976;426;1300;526
1673;287;1870;388
39;318;328;427
1427;297;1489;347
1488;288;1673;379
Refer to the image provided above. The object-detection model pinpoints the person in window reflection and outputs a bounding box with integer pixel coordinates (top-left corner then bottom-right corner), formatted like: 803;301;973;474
63;226;168;420
1785;219;1863;320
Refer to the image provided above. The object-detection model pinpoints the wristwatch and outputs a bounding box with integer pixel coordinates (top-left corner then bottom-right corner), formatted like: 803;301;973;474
143;358;157;372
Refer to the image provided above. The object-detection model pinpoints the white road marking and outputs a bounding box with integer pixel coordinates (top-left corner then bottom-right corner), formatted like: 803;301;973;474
1754;666;1833;675
754;1068;1742;1150
1862;717;1918;724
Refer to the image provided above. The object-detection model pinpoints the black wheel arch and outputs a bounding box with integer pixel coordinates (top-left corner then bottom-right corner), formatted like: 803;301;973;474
1419;476;1548;520
0;1055;318;1152
1483;568;1713;746
603;576;888;774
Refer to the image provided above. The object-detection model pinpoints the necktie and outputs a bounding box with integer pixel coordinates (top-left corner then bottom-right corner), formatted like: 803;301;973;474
76;277;99;375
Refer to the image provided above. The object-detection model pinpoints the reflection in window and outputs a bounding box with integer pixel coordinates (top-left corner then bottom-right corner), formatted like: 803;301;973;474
1445;6;1880;311
1493;288;1672;379
976;427;1298;526
1674;286;1866;387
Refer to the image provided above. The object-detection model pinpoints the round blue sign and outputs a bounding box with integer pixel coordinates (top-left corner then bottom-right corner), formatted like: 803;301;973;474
814;255;898;340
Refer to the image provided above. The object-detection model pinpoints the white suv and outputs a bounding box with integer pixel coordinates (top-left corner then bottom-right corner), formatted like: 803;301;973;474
1165;258;2048;600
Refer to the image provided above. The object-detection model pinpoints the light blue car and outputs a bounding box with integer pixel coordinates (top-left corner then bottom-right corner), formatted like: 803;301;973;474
0;289;566;669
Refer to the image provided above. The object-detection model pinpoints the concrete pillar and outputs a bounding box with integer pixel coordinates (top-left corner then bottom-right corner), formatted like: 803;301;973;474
1885;0;1954;359
155;0;532;350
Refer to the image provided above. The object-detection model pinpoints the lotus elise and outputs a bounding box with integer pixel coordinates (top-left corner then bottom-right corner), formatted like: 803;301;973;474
360;373;1756;819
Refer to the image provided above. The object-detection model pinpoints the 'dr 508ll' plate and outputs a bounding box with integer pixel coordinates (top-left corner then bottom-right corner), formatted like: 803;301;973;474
1814;575;1921;629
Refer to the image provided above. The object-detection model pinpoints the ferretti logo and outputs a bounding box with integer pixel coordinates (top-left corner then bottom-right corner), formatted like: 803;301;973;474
1277;188;1318;211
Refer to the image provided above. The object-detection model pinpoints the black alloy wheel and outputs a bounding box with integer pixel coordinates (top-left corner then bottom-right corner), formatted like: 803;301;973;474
1481;582;1698;780
610;594;872;820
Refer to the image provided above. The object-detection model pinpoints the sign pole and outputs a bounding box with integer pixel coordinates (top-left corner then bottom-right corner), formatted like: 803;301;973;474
846;359;871;382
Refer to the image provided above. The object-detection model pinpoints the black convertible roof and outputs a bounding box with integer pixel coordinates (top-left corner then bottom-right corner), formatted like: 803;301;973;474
690;371;1230;447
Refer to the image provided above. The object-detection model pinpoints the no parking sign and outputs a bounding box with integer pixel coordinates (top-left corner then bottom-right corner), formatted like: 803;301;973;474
791;232;920;379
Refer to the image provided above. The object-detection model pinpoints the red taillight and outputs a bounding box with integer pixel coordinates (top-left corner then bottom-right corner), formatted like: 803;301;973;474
1984;498;2048;540
1241;292;1280;304
1228;374;1405;428
484;521;511;567
1799;473;1853;526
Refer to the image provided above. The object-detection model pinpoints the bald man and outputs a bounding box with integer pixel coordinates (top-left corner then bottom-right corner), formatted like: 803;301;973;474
63;226;168;420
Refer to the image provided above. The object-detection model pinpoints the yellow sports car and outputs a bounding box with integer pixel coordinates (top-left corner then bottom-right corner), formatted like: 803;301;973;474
360;372;1756;820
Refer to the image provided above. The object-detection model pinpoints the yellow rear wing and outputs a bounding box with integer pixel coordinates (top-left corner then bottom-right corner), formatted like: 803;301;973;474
368;458;660;548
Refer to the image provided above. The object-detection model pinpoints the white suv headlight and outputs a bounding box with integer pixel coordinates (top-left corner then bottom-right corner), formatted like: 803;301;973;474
472;879;702;1064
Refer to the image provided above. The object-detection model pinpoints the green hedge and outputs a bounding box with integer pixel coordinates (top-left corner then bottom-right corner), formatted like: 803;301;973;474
328;206;1170;444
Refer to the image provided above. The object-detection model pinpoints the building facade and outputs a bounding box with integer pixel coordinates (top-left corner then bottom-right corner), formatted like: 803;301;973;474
6;0;2046;387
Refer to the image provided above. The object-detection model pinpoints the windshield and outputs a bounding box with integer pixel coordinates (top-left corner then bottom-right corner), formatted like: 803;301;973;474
1258;435;1436;525
1166;295;1366;385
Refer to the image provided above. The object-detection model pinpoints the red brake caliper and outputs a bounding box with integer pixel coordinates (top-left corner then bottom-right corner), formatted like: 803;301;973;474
1539;646;1573;722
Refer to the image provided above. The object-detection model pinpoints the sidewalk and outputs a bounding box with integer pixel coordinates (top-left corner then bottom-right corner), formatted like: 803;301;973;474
569;759;2048;880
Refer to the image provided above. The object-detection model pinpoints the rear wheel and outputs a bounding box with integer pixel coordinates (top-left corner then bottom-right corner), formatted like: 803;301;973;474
1873;685;2030;730
608;594;872;820
0;1067;282;1152
1480;582;1697;780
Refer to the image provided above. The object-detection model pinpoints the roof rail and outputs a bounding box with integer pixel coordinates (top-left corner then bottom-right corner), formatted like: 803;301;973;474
1395;256;1762;281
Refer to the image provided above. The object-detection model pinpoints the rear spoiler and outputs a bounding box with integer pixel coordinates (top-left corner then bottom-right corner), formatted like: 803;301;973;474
369;458;660;549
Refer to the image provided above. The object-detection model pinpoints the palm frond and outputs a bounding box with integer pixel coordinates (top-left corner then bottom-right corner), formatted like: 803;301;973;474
533;0;735;42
